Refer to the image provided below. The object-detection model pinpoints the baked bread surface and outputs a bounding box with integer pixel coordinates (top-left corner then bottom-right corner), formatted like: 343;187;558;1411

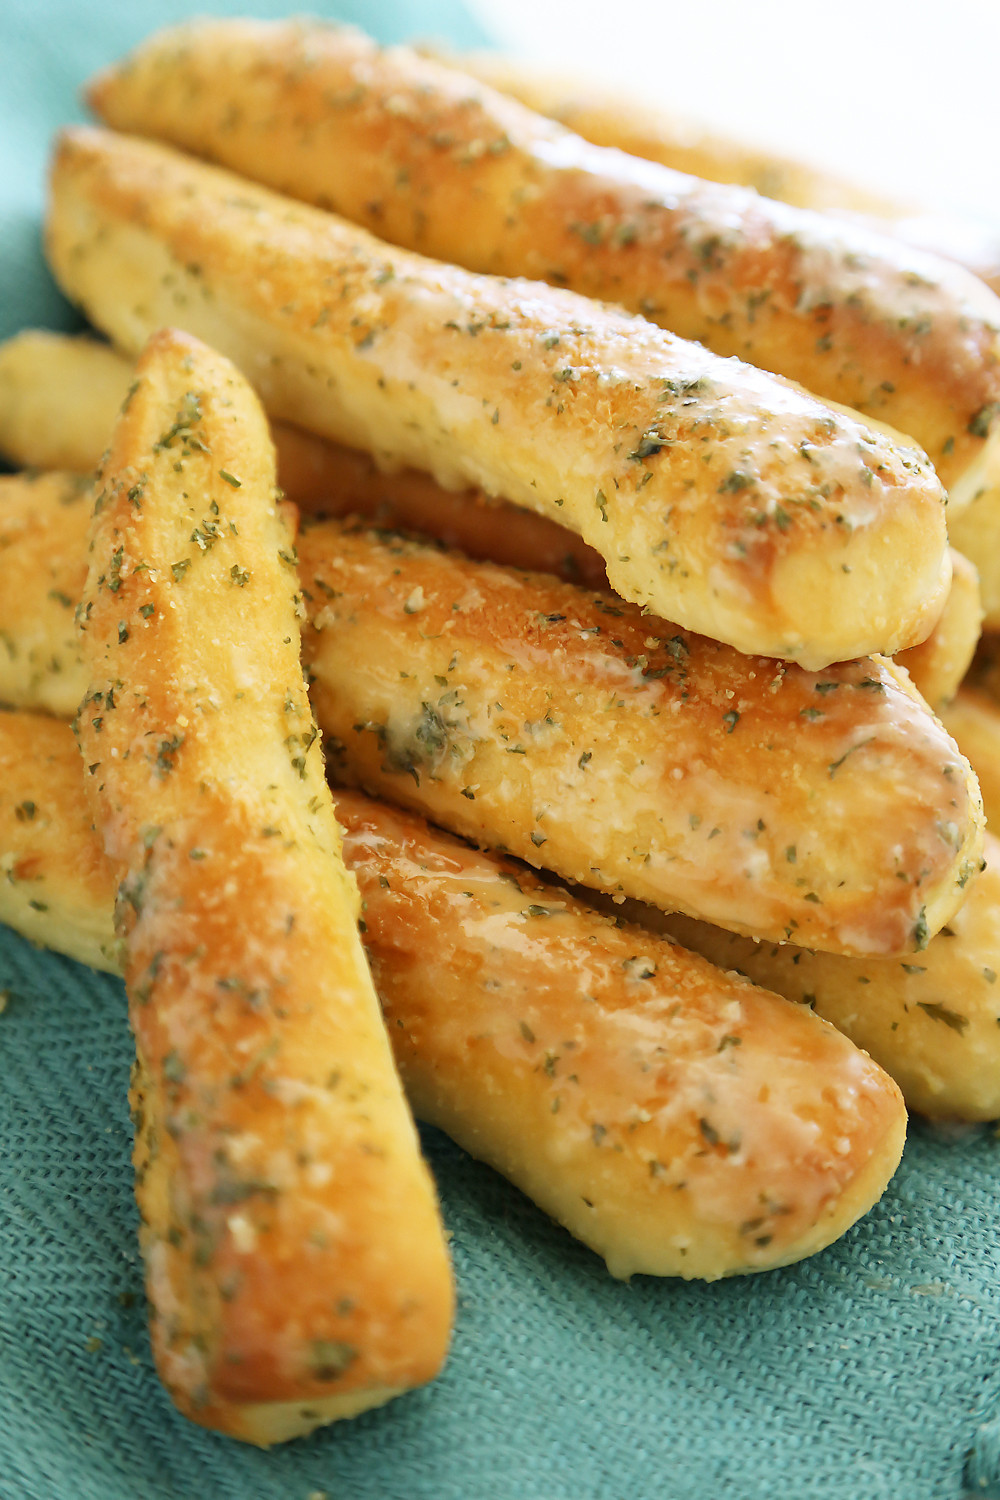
439;47;1000;298
336;789;908;1278
894;548;982;709
0;476;983;955
74;328;453;1444
0;330;132;471
657;835;1000;1122
86;19;1000;509
951;468;1000;630
46;124;951;669
0;470;93;717
940;687;1000;833
0;707;118;970
0;707;908;1279
0;334;980;709
297;520;982;957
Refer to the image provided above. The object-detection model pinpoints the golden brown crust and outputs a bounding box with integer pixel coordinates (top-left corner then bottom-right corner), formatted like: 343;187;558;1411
652;833;1000;1122
440;50;1000;299
0;709;907;1279
46;125;951;669
895;548;982;709
0;478;983;955
85;19;1000;503
74;328;452;1444
298;520;981;957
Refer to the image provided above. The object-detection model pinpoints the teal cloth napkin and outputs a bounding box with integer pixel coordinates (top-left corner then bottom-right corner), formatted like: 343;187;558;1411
4;4;1000;1498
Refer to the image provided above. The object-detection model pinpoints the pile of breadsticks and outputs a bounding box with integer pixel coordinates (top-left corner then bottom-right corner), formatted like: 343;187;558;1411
2;16;1000;1447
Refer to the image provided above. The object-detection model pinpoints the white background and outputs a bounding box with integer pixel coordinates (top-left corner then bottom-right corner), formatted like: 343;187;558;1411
467;0;1000;225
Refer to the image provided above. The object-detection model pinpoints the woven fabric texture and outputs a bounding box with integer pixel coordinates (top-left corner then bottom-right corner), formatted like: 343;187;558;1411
4;3;1000;1498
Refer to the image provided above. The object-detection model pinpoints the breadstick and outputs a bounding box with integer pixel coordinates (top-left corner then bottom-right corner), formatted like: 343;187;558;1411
949;473;1000;629
968;634;1000;701
0;332;974;696
0;707;907;1279
265;426;608;586
18;688;1000;1124
85;20;1000;513
877;213;1000;300
428;50;893;215
623;838;1000;1122
0;330;131;472
0;462;597;723
46;125;950;669
74;328;453;1445
0;331;606;587
894;548;981;709
0;708;118;971
939;688;1000;833
0;475;983;955
432;49;1000;297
